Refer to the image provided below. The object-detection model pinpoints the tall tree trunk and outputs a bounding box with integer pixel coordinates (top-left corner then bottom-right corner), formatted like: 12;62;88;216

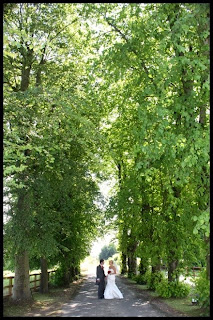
199;104;206;125
127;240;137;276
36;46;46;87
168;251;179;282
199;92;209;280
12;40;34;300
198;10;209;127
139;259;148;275
121;252;127;274
12;250;31;300
206;250;210;280
20;65;31;91
152;263;161;273
12;189;32;301
127;255;137;276
40;257;48;293
117;157;128;276
74;264;80;276
20;46;33;91
64;267;71;286
204;235;210;280
69;265;75;279
166;185;181;283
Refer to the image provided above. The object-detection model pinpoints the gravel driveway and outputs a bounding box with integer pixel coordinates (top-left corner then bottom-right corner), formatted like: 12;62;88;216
61;274;178;317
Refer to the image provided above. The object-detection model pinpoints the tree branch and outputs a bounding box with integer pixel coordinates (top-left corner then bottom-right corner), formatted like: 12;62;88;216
3;76;19;92
48;18;78;43
105;18;151;79
106;18;129;42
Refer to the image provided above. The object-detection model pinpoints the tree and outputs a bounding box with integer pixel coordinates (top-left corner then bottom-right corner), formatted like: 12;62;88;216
99;244;117;261
4;3;209;301
4;3;105;299
81;3;209;281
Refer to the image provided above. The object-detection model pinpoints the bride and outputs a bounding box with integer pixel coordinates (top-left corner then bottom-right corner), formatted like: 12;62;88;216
104;260;123;299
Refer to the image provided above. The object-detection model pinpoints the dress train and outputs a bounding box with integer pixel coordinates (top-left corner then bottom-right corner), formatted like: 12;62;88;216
104;268;123;299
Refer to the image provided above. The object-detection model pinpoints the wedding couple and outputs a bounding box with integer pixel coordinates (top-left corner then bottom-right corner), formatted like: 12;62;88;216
96;259;123;299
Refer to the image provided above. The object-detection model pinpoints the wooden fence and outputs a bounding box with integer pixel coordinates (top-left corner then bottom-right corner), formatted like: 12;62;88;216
3;270;56;298
186;266;203;277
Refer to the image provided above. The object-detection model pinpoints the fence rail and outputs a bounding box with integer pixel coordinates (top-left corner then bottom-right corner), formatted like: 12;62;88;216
186;266;203;277
160;265;203;275
3;270;56;298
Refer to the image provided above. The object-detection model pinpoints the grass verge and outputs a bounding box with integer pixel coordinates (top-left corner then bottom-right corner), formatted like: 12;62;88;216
126;276;209;317
3;276;85;317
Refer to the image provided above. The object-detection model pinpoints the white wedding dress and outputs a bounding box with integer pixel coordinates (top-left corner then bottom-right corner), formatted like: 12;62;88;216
104;268;123;299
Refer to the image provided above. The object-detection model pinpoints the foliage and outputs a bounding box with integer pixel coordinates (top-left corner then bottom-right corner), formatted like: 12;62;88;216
99;243;117;260
144;270;165;290
194;271;210;309
192;207;210;237
169;282;190;298
51;264;70;287
3;258;15;273
156;279;190;298
155;279;172;298
3;3;106;293
3;3;209;301
82;2;210;283
132;274;146;285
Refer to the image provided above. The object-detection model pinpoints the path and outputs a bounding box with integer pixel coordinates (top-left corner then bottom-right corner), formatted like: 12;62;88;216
61;274;178;317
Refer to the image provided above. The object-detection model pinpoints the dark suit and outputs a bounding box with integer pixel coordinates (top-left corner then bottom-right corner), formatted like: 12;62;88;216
96;265;106;298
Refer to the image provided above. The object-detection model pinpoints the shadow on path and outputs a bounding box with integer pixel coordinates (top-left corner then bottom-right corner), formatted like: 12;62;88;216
61;275;177;317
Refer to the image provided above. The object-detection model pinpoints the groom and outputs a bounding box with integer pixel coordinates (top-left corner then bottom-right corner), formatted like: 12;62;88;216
96;259;106;299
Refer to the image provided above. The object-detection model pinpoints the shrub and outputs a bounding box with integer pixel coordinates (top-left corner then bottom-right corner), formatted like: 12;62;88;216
128;272;135;279
52;265;77;287
53;266;67;287
194;271;210;309
156;279;172;298
130;274;137;281
169;281;190;298
144;270;164;290
156;279;190;298
133;274;147;285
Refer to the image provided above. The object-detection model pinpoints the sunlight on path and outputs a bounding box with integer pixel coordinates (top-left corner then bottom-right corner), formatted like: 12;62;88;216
61;275;173;317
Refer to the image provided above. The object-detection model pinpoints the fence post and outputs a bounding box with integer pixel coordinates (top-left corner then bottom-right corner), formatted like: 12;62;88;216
9;278;12;296
34;274;37;291
4;270;57;297
192;267;195;277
